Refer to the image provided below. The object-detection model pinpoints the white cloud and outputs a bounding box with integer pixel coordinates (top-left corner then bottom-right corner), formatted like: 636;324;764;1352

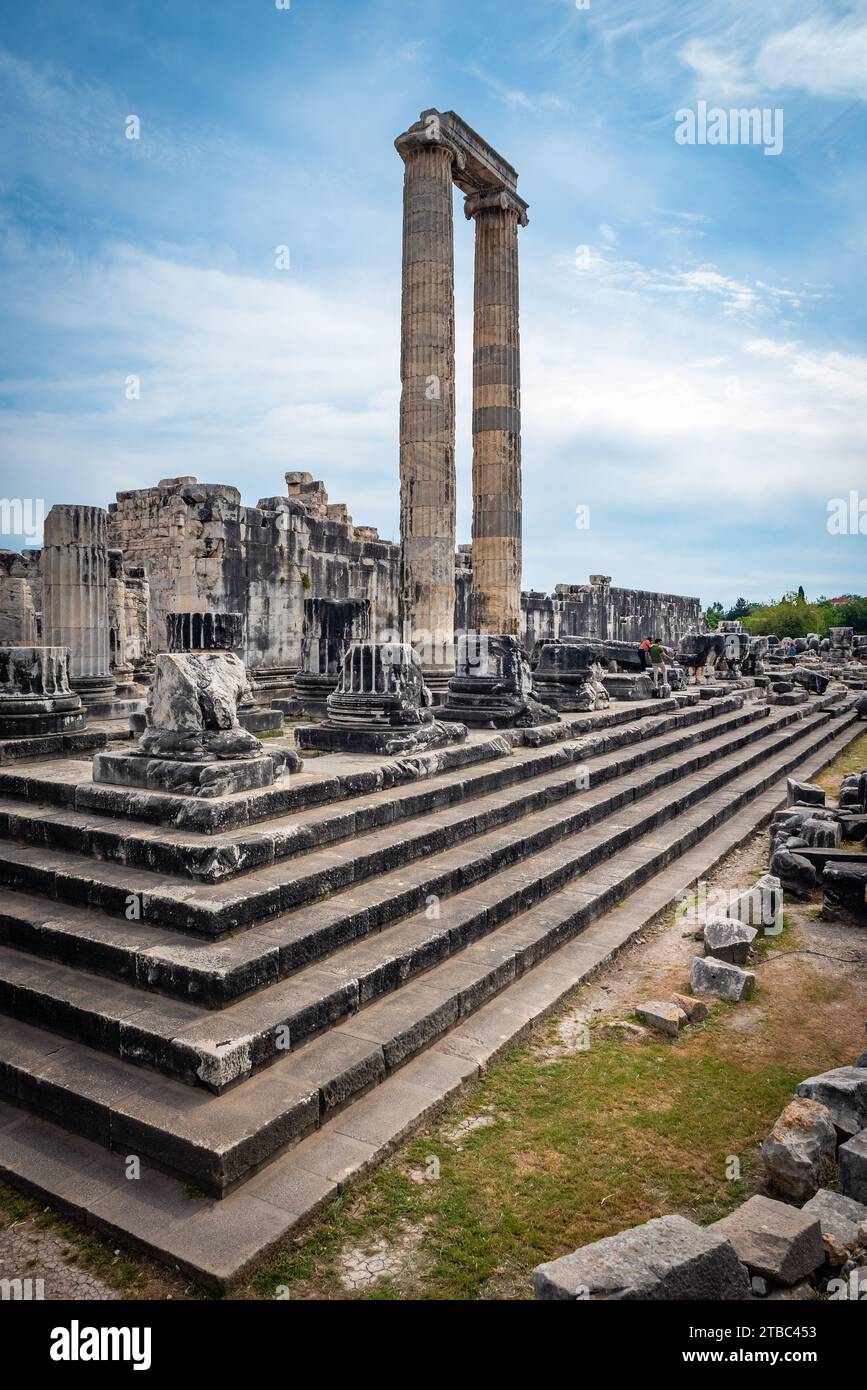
679;13;867;102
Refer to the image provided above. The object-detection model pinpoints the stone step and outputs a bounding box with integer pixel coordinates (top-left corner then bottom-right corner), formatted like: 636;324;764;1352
0;695;693;829
0;696;752;881
0;703;847;1091
0;700;835;1000
0;698;832;940
0;714;859;1289
0;704;854;1194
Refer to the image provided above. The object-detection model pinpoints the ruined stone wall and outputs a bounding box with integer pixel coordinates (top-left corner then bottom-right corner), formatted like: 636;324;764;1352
244;474;400;673
522;578;704;652
106;473;400;676
108;479;245;656
2;477;703;678
0;549;41;644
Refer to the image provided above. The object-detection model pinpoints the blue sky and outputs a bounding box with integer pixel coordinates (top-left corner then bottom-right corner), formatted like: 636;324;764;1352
0;0;865;606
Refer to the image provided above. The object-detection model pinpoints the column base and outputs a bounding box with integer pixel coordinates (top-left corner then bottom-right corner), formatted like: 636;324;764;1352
294;641;467;756
440;634;560;729
71;674;117;706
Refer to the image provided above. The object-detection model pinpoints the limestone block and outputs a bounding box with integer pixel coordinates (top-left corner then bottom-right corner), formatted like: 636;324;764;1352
702;914;757;965
711;1195;824;1286
796;1067;867;1138
533;1214;750;1300
635;1000;686;1036
761;1098;837;1201
801;1188;867;1252
690;955;755;1002
837;1130;867;1204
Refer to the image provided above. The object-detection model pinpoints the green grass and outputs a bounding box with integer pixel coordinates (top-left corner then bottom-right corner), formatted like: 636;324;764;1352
252;1013;804;1301
815;729;867;800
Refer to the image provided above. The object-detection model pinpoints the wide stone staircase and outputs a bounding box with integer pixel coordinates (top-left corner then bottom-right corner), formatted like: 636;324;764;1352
0;687;860;1287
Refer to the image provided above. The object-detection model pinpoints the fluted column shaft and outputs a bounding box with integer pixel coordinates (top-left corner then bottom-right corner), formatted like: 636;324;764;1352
42;505;111;684
396;135;460;676
468;191;526;636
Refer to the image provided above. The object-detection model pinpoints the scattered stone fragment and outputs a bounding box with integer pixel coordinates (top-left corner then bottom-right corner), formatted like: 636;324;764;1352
796;1067;867;1138
768;848;819;900
671;992;708;1023
787;778;825;807
728;873;783;934
702;914;757;966
839;1130;867;1204
750;1275;769;1297
532;1214;751;1300
635;1000;686;1037
801;1189;867;1253
711;1194;825;1286
761;1098;837;1201
690;955;755;1002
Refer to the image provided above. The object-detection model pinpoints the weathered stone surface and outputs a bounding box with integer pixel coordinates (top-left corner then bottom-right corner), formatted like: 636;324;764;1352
533;1214;750;1300
136;651;263;761
801;1188;867;1251
822;861;867;925
787;778;825;807
711;1195;824;1285
0;646;86;736
442;632;559;729
690;955;755;1002
729;873;783;933
796;1068;867;1138
702;914;757;965
671;992;708;1022
395;124;460;683
770;848;819;899
838;1130;867;1204
761;1099;837;1201
166;611;245;652
635;1000;686;1037
298;641;466;755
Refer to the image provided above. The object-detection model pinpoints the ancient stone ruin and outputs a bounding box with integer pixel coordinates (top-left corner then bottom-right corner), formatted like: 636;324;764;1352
0;106;863;1300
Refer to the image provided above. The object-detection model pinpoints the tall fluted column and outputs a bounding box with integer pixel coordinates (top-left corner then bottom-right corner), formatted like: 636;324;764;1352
466;189;528;636
395;125;464;690
42;505;114;703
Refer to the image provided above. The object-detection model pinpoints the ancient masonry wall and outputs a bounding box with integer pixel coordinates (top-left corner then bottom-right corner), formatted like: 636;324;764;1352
1;481;703;670
522;577;704;650
0;550;41;645
107;474;401;674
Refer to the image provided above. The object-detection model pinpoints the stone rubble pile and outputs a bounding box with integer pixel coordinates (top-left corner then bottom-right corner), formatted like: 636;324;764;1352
768;770;867;924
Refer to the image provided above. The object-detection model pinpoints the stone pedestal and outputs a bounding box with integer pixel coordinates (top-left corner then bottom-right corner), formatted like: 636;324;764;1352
441;632;558;728
296;641;466;755
93;645;298;798
0;646;86;737
294;597;371;718
395;124;463;689
41;505;115;706
531;639;609;712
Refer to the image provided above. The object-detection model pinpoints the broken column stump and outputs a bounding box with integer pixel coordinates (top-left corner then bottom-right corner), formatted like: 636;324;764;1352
296;640;467;755
441;632;559;728
0;645;86;737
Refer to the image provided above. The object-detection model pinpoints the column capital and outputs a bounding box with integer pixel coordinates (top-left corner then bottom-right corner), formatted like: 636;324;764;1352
464;187;529;227
394;126;467;174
